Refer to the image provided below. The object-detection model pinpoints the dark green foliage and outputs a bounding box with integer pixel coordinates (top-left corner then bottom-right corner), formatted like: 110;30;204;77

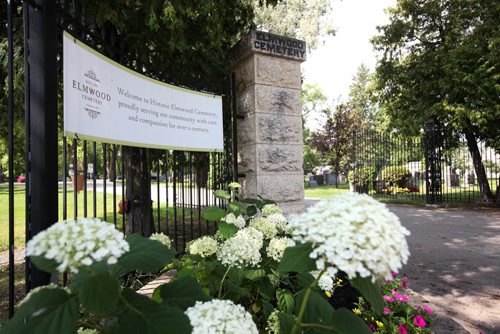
380;165;412;187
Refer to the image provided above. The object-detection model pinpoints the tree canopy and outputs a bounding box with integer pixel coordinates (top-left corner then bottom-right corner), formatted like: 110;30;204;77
372;0;499;149
372;0;500;200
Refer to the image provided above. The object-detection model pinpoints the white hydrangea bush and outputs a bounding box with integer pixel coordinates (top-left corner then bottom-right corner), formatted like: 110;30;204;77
188;236;219;258
185;299;258;334
267;213;288;233
249;217;278;239
26;218;130;273
217;227;263;268
288;192;410;281
262;204;282;217
221;213;246;229
149;233;173;249
266;237;295;262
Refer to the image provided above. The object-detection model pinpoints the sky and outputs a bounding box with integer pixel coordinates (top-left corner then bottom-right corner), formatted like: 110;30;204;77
302;0;396;104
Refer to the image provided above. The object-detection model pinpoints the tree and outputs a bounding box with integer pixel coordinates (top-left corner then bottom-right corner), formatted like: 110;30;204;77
310;104;362;187
348;64;378;126
253;0;335;48
372;0;500;202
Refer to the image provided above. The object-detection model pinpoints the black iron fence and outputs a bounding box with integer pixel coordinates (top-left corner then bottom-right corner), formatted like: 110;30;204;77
351;128;499;205
2;1;235;318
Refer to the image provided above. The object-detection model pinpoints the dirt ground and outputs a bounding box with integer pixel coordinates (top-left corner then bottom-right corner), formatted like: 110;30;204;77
388;205;500;334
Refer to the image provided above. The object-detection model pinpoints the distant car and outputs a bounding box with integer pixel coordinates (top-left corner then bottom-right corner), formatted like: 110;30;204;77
16;175;26;183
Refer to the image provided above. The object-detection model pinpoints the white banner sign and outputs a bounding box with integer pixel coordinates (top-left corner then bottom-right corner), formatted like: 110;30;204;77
63;31;224;152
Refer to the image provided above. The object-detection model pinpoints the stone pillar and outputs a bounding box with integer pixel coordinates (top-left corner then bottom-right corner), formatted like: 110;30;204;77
229;31;306;213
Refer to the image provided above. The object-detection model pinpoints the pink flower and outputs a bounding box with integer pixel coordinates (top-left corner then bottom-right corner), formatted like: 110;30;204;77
393;292;410;302
383;295;394;302
422;305;433;315
383;307;391;315
369;324;377;332
398;324;408;334
414;315;426;328
392;272;399;278
402;276;408;288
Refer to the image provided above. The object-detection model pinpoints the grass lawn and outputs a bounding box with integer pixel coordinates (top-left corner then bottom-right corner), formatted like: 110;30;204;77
304;184;350;199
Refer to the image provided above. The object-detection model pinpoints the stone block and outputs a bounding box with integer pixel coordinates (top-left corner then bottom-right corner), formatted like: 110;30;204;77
255;85;301;116
242;173;304;203
258;144;303;172
255;54;301;89
233;56;255;95
237;113;256;145
238;144;257;174
257;114;302;144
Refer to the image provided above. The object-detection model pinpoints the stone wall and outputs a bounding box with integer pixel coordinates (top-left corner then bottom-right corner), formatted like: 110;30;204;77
229;31;306;213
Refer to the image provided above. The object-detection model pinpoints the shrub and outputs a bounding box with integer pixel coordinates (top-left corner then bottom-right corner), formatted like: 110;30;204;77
348;167;376;191
381;166;412;187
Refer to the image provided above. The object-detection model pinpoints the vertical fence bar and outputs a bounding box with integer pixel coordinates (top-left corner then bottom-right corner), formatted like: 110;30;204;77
113;145;117;227
121;146;125;233
103;144;107;221
73;139;78;218
165;151;169;236
25;0;59;290
7;0;15;317
93;142;97;217
83;141;88;217
189;152;194;241
173;152;178;250
157;155;161;233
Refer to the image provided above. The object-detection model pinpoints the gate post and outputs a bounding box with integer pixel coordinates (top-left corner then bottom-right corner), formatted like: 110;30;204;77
424;119;443;205
229;31;306;213
24;0;59;289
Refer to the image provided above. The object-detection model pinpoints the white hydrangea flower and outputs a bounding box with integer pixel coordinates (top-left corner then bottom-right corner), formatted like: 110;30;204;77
289;193;410;281
26;218;130;273
262;204;283;217
267;213;288;233
266;310;281;334
311;270;334;294
77;328;99;334
249;217;277;239
267;237;295;262
188;236;219;257
149;233;173;249
186;299;258;334
221;213;246;229
217;227;263;268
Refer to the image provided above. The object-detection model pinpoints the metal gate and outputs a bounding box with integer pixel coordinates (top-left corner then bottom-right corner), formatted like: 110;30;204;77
3;1;237;318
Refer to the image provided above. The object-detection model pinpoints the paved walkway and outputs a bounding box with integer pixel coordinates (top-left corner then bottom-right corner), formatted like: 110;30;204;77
389;205;500;333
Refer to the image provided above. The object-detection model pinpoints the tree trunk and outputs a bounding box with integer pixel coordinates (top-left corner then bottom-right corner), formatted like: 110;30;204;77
124;146;154;236
108;145;117;181
463;121;494;202
195;152;210;188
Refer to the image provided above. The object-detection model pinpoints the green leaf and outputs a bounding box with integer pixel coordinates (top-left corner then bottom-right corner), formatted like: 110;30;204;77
350;277;384;315
201;206;226;221
277;312;295;334
228;182;241;189
115;288;192;334
214;189;231;200
246;205;257;217
224;280;250;299
72;266;120;315
158;276;211;310
277;243;316;273
244;268;266;281
29;255;59;275
262;300;274;317
295;289;334;325
218;221;239;239
276;289;295;314
0;287;78;334
331;308;372;334
296;272;315;289
257;279;275;301
228;202;244;216
113;234;175;277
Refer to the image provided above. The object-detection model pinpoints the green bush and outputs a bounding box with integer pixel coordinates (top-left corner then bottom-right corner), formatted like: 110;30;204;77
348;167;376;187
381;166;412;187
